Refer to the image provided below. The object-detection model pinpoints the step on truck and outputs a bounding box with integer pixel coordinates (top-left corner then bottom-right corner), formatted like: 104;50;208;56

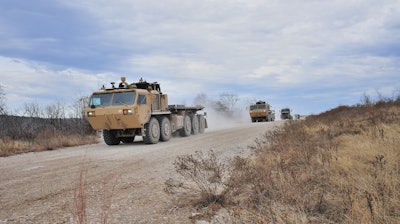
249;100;275;122
84;77;207;145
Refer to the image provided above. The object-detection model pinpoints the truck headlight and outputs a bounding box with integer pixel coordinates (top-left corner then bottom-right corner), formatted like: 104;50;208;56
123;109;133;115
87;111;96;117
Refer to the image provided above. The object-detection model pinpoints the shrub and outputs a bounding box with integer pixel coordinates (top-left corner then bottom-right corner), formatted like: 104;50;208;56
165;150;228;207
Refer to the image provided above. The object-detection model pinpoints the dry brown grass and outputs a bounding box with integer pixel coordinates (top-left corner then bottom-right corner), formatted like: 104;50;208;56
169;98;400;223
0;131;98;156
229;98;400;223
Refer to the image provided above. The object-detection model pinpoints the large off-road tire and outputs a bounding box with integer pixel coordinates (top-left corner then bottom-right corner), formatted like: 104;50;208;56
121;137;135;144
180;114;191;137
198;115;206;134
103;130;120;145
191;114;199;135
158;116;172;142
143;117;160;144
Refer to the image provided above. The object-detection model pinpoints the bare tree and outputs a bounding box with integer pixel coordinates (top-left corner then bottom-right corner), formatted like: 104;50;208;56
0;84;6;115
69;96;90;118
213;100;229;113
24;102;43;117
45;102;65;119
45;102;66;129
217;93;239;111
193;93;208;107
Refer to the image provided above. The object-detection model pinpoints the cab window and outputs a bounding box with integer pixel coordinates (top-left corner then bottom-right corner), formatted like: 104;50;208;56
138;94;147;105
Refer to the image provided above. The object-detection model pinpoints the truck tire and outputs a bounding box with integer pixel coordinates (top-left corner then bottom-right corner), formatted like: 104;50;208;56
199;115;205;134
103;130;120;145
158;116;171;142
191;115;199;135
180;115;191;137
143;117;160;144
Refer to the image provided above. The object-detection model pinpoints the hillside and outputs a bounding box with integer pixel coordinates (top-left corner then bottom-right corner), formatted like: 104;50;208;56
209;97;400;223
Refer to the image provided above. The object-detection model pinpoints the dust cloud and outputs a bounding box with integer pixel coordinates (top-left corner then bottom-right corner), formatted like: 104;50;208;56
203;107;250;131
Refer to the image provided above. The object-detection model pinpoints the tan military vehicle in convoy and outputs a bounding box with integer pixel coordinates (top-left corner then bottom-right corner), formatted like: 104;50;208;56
280;107;293;120
84;77;207;145
249;101;275;122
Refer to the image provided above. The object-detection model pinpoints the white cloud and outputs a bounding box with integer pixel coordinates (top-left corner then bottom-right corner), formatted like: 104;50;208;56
127;55;225;80
0;56;119;111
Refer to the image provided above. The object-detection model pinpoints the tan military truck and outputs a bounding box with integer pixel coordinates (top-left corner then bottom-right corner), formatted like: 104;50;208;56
249;101;275;122
84;77;207;145
280;107;293;120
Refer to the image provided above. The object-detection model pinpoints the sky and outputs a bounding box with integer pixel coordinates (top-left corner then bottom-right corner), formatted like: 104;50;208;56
0;0;399;116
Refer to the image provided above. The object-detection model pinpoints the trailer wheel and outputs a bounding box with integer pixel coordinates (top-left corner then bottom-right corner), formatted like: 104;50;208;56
191;115;199;135
199;115;205;134
144;117;160;144
180;115;191;137
103;130;120;145
159;116;171;142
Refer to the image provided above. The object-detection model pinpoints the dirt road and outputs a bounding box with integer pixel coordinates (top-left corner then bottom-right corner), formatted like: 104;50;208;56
0;121;282;224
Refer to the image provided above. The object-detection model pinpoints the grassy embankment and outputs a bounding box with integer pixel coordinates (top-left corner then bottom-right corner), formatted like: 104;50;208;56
0;116;98;156
168;97;400;223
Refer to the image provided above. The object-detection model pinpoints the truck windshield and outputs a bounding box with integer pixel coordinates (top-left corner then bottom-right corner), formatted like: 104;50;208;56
250;105;266;110
90;93;113;107
112;92;136;105
89;92;136;107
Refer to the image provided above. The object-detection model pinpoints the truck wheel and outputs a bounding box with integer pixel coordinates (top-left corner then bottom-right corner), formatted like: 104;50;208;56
199;115;205;134
144;117;160;144
103;130;120;145
180;115;191;137
191;115;199;135
159;116;171;142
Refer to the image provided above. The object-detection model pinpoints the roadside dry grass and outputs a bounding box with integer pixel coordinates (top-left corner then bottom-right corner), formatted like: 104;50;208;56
168;97;400;223
0;131;98;156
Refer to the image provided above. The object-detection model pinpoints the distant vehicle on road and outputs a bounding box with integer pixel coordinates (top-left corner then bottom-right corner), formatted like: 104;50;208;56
280;107;293;120
249;101;275;122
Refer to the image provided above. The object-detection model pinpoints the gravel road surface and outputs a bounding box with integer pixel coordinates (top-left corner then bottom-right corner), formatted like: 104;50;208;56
0;121;282;223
